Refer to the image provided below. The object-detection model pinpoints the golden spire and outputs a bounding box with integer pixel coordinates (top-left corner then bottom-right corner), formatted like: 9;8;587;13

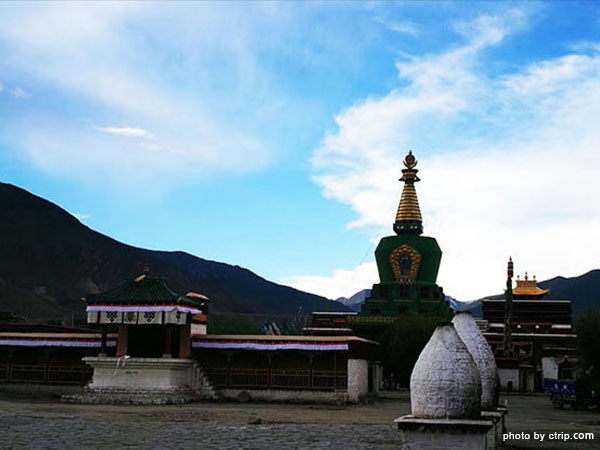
393;150;423;235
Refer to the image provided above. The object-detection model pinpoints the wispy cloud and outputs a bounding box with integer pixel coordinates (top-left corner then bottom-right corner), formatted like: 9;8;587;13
96;126;154;140
283;262;378;300
0;3;275;190
299;8;600;300
376;16;419;35
9;87;31;99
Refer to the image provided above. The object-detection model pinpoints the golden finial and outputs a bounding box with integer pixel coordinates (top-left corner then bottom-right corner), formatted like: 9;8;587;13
403;150;417;170
394;150;423;235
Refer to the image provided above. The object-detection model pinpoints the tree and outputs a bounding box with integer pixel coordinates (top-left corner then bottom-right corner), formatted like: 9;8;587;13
575;310;600;390
208;313;260;334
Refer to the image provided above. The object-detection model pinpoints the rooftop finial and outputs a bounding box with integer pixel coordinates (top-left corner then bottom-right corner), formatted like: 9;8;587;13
393;150;423;235
404;150;417;169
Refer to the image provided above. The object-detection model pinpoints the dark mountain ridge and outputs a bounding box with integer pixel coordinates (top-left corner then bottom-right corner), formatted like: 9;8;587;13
480;271;600;315
0;182;348;321
337;272;600;317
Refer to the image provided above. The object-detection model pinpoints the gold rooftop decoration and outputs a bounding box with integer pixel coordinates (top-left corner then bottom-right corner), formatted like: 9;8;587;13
513;272;550;298
394;150;423;235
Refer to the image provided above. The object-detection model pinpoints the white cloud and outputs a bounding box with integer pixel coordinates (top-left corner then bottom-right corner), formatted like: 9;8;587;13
284;262;378;300
376;17;419;35
96;126;154;140
9;87;31;99
303;8;600;301
0;3;273;190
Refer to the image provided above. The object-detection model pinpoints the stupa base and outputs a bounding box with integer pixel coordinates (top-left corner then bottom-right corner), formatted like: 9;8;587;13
395;415;494;450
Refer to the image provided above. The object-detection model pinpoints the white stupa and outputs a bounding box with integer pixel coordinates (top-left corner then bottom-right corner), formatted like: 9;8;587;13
410;322;481;419
452;311;498;410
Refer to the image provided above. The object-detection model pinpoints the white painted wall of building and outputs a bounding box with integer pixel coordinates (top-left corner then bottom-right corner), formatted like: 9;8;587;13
497;368;519;392
542;357;559;380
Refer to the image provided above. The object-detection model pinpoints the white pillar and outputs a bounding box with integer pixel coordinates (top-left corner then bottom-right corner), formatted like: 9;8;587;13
347;358;368;403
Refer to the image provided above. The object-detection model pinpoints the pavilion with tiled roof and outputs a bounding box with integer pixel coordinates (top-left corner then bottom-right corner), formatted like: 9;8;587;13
73;269;210;404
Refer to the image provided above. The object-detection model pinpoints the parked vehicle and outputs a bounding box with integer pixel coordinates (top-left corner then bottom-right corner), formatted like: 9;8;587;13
543;378;599;410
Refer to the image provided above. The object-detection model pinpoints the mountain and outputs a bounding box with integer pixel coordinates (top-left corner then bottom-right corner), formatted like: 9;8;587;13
337;270;600;317
0;182;348;321
538;271;600;314
336;289;371;312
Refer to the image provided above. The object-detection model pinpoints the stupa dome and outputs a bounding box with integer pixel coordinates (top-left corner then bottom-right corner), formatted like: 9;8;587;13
452;312;498;410
410;323;481;419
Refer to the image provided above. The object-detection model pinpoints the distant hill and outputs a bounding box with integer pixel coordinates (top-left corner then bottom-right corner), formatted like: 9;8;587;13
337;270;600;317
538;271;600;314
336;289;371;312
484;271;600;315
0;182;348;322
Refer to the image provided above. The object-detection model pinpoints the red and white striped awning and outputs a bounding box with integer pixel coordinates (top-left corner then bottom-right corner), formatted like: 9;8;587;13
86;305;202;314
192;341;348;351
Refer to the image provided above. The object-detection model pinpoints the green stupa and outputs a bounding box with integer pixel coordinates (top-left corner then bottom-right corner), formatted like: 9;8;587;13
358;151;449;318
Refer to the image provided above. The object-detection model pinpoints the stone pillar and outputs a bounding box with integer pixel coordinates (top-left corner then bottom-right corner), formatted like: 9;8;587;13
179;324;191;358
116;325;128;357
372;363;382;395
347;358;368;403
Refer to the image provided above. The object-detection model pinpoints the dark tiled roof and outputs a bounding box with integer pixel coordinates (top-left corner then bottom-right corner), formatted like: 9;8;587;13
85;275;203;308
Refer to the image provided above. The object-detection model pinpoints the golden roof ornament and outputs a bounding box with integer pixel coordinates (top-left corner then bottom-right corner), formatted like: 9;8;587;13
514;271;550;297
393;150;423;235
404;150;417;169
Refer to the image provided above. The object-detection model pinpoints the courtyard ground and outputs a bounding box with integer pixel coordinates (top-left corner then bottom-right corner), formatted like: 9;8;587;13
0;389;597;449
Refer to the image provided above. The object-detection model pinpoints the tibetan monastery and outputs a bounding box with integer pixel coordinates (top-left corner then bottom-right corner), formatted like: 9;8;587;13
481;260;576;392
1;268;380;404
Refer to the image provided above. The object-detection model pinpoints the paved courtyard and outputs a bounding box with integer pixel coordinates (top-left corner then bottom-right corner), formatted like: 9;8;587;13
0;390;597;449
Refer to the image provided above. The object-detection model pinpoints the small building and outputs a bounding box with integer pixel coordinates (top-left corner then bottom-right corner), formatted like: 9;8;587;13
482;268;577;392
80;271;208;403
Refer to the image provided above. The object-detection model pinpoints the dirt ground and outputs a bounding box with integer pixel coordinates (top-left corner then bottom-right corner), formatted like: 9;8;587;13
0;390;597;449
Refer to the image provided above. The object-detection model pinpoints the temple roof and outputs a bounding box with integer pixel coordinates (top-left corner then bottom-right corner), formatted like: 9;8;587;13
393;150;423;235
84;274;207;308
513;273;550;298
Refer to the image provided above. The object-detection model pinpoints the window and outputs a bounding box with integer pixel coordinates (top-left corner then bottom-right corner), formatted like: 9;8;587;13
399;285;409;298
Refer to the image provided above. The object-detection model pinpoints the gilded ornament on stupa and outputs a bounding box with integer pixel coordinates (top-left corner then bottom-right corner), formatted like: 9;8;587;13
394;150;423;235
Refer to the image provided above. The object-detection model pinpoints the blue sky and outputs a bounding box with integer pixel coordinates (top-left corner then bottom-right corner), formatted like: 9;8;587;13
2;2;600;301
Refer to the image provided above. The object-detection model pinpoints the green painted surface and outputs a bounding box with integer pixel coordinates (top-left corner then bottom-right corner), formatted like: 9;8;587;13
359;233;450;318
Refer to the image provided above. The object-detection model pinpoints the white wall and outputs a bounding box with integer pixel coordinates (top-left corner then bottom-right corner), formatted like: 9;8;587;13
542;357;559;380
497;368;519;392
